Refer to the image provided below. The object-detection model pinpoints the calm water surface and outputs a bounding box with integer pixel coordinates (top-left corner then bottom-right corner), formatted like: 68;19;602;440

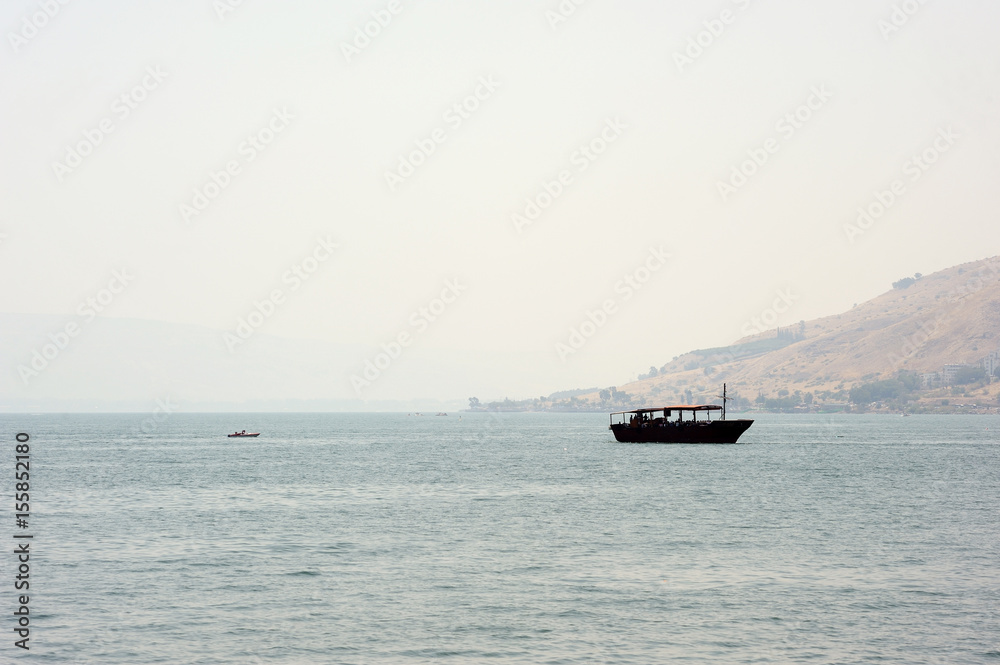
3;413;999;664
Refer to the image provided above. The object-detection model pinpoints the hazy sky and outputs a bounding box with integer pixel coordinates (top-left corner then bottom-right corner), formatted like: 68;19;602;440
2;0;999;403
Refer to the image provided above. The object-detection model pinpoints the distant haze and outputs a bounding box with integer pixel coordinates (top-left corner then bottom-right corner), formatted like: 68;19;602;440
2;0;999;407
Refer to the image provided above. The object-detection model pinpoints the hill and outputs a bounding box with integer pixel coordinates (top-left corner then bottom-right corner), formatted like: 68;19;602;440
594;255;1000;411
467;256;1000;414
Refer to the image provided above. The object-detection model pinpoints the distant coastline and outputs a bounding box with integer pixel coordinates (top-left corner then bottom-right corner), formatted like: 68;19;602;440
465;403;1000;416
469;257;1000;418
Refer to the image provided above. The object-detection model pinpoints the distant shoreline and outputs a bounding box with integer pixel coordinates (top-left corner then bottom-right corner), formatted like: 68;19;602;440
466;406;1000;416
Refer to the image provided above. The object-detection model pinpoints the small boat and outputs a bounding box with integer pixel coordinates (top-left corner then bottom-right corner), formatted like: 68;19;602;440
608;384;753;444
227;430;260;438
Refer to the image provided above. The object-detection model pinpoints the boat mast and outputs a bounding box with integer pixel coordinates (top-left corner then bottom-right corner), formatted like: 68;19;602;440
722;383;727;420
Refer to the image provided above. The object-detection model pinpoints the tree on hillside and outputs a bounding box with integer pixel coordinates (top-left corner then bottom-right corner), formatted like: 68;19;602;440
892;273;924;290
762;396;798;412
897;372;921;391
954;366;986;385
849;372;919;408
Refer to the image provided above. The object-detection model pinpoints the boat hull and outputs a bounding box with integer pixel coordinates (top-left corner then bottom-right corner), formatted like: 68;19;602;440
610;419;753;444
227;433;260;438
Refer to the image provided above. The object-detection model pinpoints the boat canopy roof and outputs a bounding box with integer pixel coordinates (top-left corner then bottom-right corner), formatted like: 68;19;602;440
610;405;722;416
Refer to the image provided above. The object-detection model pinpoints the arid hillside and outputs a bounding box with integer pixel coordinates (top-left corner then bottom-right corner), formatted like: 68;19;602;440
581;256;1000;408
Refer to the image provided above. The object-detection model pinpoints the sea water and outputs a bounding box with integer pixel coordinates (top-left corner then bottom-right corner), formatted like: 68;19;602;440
2;413;998;664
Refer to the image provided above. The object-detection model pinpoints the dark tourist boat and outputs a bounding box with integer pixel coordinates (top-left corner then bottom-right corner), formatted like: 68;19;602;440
227;430;260;438
609;385;753;444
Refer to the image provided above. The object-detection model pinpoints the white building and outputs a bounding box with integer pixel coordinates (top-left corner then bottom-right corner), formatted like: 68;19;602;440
982;350;1000;382
942;364;975;385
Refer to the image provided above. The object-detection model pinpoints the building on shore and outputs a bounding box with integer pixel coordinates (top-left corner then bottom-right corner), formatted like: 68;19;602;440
942;364;975;385
982;351;1000;382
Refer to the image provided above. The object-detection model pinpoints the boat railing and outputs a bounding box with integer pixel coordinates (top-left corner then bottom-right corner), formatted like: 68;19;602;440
609;405;723;428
